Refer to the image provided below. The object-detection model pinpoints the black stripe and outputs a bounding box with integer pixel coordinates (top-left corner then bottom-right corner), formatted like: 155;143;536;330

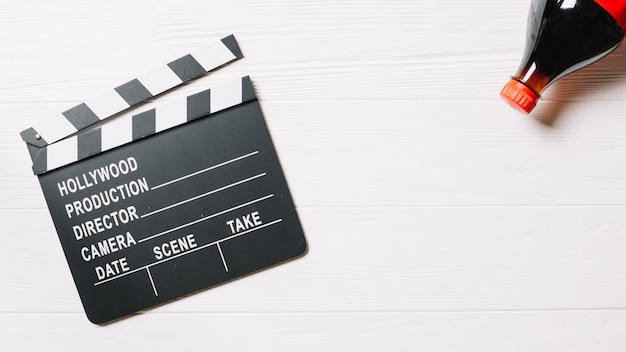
167;54;206;81
221;35;243;58
32;147;47;176
78;128;102;160
132;109;156;140
62;103;100;130
187;89;211;121
242;76;256;102
115;79;153;106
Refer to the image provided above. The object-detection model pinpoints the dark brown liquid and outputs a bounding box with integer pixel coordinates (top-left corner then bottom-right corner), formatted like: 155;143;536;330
514;0;624;96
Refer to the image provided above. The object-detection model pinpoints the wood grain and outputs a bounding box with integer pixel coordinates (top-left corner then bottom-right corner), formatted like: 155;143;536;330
2;312;626;352
2;0;626;350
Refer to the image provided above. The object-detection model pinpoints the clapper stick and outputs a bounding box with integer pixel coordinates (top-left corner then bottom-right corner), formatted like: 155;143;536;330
29;76;256;175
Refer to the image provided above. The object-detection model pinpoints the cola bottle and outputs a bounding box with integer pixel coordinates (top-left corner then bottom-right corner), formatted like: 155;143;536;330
500;0;626;113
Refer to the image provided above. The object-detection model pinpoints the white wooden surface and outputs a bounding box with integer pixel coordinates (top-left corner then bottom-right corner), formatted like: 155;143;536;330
2;0;626;350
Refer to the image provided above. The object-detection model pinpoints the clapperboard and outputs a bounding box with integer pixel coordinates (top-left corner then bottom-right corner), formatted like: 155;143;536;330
20;35;307;324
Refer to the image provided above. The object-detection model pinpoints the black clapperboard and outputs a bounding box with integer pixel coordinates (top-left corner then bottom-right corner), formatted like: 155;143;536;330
20;35;307;324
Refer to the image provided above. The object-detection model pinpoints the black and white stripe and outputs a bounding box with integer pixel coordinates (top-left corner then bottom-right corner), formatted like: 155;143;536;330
31;76;257;175
21;35;242;148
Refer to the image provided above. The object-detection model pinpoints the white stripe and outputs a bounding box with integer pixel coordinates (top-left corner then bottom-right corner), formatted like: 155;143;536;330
85;90;130;119
191;41;237;72
47;137;78;171
210;78;242;113
138;65;183;96
155;98;187;132
35;114;77;144
101;115;133;151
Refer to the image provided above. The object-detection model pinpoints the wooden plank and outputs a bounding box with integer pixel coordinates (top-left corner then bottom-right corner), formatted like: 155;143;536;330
1;311;625;351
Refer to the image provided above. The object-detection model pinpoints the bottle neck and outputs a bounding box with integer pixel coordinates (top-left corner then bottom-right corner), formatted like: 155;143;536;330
513;63;547;97
594;0;626;32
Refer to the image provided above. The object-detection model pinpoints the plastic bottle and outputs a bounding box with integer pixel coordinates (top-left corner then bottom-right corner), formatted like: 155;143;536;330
500;0;626;114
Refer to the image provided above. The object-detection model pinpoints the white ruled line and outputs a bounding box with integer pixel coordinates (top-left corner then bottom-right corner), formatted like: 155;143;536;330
93;218;283;287
138;194;274;243
150;151;259;190
146;267;158;296
217;243;229;272
141;173;266;218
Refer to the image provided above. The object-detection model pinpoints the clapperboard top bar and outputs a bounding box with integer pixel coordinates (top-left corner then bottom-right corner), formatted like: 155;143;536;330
29;76;256;175
21;34;243;174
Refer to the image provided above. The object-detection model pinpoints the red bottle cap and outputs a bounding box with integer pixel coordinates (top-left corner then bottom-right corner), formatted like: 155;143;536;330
500;79;539;114
594;0;626;30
